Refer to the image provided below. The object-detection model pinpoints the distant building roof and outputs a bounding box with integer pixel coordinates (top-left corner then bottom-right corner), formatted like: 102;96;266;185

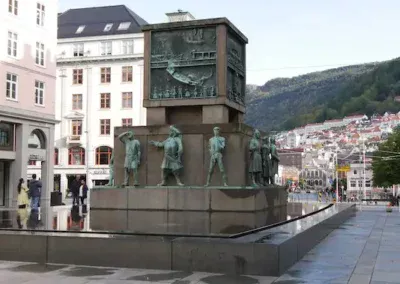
58;5;148;39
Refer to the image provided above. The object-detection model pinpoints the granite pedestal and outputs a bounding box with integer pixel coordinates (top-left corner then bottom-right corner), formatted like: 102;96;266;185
91;185;287;212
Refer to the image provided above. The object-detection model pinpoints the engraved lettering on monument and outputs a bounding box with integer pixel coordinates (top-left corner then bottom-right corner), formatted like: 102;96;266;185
150;28;217;100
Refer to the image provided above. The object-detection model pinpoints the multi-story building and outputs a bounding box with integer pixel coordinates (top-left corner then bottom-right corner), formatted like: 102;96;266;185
347;162;373;198
0;0;58;206
28;5;148;196
278;148;304;170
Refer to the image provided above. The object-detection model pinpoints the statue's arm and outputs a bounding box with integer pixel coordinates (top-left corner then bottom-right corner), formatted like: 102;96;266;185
221;137;226;149
137;141;141;164
249;139;256;151
149;140;164;148
118;132;128;142
177;137;183;156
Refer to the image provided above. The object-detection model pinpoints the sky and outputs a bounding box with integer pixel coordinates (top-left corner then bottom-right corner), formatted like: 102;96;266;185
59;0;400;85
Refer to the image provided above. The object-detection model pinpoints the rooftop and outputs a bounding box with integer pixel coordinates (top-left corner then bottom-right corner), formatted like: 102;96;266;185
58;5;148;39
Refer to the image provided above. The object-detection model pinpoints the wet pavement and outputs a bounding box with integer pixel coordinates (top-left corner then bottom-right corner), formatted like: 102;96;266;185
0;207;398;283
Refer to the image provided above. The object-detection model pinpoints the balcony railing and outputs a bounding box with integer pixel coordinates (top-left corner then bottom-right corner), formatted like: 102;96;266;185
66;135;82;145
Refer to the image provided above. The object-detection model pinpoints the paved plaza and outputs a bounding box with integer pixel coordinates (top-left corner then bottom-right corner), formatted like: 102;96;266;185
0;207;399;284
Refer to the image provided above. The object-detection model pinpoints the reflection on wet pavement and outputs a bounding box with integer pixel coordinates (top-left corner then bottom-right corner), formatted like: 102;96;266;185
0;202;325;236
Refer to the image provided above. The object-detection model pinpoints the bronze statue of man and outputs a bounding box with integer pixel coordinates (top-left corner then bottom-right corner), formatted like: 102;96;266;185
149;125;184;186
118;131;141;186
262;136;273;185
270;137;280;185
205;126;228;186
106;152;114;186
249;129;263;187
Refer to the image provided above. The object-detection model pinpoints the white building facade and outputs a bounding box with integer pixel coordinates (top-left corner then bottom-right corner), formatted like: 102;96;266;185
28;5;147;196
1;0;58;206
347;162;373;198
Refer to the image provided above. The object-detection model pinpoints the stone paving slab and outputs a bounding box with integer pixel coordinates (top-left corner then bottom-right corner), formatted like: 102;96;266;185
273;208;400;284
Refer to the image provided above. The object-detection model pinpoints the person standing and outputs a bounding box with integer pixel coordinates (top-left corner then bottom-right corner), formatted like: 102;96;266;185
79;179;88;205
28;174;42;210
71;175;81;205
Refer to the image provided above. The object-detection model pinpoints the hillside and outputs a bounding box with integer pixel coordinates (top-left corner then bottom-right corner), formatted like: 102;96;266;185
244;59;400;131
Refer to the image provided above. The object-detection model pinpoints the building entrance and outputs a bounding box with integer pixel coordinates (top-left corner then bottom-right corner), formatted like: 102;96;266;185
0;161;10;206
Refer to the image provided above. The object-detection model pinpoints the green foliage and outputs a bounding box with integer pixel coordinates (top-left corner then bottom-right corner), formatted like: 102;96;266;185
372;129;400;187
245;58;400;131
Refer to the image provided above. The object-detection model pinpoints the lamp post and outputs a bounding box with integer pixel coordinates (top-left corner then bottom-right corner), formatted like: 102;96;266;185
335;149;339;202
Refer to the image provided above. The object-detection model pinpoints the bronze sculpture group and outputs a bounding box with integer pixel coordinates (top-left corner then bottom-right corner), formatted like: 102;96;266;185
109;126;279;187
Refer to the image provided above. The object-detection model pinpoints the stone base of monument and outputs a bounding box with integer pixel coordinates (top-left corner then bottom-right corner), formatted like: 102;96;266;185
91;186;288;212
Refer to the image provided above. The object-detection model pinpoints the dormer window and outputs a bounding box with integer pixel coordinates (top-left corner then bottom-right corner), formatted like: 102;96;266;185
104;23;113;32
118;22;131;30
76;25;85;34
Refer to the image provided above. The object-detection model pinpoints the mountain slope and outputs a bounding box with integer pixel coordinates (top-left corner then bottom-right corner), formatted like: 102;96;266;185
244;63;382;131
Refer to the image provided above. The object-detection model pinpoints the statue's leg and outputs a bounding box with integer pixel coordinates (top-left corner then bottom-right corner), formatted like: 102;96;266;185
133;168;139;186
158;170;167;186
251;173;258;187
218;157;228;186
173;171;184;186
123;168;129;186
205;158;215;186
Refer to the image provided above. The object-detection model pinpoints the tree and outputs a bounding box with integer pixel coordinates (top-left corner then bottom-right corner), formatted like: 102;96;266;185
372;128;400;187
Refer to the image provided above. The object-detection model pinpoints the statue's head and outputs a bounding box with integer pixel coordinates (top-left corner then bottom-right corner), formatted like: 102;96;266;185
254;129;260;139
169;126;180;137
213;126;220;136
127;131;135;140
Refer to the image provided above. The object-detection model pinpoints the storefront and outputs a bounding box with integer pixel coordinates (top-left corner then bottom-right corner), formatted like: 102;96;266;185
89;168;110;187
0;119;55;207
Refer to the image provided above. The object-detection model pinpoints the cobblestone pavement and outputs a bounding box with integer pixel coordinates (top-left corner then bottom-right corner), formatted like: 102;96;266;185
0;208;399;283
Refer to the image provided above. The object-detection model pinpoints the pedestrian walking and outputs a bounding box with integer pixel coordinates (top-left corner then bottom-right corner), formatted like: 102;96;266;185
28;174;42;210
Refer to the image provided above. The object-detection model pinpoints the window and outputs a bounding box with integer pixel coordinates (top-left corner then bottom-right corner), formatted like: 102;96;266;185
36;3;45;26
68;147;85;165
353;170;357;175
122;118;132;127
54;148;59;165
118;22;131;30
28;160;36;166
0;124;11;147
72;120;82;135
365;180;371;187
35;80;45;105
8;0;18;15
100;67;111;83
6;73;17;100
100;42;112;55
100;119;111;135
349;181;355;187
76;25;85;34
35;42;45;66
100;93;111;109
104;23;113;32
73;43;84;57
95;146;112;165
73;69;83;84
122;40;134;54
122;66;132;82
72;94;82;110
122;92;132;108
358;181;363;187
7;31;17;57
